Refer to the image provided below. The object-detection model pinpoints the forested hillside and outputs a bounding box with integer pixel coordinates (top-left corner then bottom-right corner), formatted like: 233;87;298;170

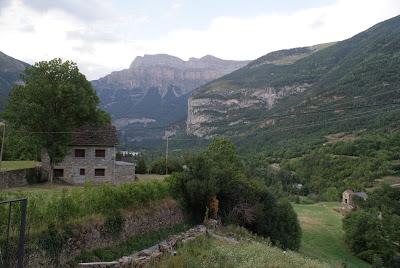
188;15;400;145
0;51;28;111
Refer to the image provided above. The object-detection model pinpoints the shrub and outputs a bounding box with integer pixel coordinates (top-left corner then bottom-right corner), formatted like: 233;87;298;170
103;210;125;236
169;138;302;250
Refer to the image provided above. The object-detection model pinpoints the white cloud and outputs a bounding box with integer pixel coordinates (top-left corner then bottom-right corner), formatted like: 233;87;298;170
0;0;399;80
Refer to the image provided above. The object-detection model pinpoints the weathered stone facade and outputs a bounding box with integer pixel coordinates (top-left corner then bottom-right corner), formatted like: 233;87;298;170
0;168;30;188
342;189;368;210
41;125;135;185
25;199;184;267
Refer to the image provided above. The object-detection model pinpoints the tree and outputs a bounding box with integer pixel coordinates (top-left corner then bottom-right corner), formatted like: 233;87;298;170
168;138;302;250
135;155;147;174
4;58;109;181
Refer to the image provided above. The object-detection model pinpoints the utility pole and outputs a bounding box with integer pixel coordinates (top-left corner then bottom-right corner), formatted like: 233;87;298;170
165;135;169;175
0;122;5;173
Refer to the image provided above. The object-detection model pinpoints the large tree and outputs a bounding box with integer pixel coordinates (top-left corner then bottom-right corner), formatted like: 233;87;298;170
4;58;109;181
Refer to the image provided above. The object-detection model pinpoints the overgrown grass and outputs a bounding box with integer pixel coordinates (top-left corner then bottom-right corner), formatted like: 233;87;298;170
74;223;190;264
0;180;171;232
293;202;370;268
157;234;329;268
0;160;37;171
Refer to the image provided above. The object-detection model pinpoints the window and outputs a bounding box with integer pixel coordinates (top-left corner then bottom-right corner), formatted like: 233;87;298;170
95;149;106;158
79;169;85;176
54;169;64;178
75;149;85;158
95;168;105;177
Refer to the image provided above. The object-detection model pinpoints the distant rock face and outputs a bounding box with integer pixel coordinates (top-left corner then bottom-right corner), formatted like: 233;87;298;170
0;51;29;110
92;54;249;143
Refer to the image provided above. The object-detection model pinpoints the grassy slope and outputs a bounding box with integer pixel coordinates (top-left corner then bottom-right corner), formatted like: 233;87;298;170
157;235;329;268
293;202;369;268
0;160;37;171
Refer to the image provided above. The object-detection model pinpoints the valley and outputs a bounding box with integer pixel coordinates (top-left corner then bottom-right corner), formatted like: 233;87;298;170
1;6;400;268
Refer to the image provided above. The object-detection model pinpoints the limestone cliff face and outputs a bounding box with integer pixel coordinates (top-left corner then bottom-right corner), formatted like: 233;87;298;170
185;43;335;137
94;54;249;98
187;84;311;137
91;54;249;143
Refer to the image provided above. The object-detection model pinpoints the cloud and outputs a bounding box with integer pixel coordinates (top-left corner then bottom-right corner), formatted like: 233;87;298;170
66;29;117;43
20;0;113;22
0;0;400;80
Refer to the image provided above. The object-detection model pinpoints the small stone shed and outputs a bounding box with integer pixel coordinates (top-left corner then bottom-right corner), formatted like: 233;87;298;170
41;125;135;184
342;189;368;209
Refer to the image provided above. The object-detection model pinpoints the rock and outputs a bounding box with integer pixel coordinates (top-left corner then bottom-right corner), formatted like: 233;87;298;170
138;249;152;257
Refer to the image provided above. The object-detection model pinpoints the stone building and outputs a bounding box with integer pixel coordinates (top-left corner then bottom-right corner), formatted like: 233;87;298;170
342;189;368;210
41;125;135;184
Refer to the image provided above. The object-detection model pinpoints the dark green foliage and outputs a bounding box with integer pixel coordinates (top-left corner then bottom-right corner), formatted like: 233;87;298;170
149;157;183;174
135;154;147;174
168;138;301;250
103;210;125;236
0;180;170;232
193;15;400;145
38;223;72;264
343;185;400;267
74;223;189;263
3;58;110;165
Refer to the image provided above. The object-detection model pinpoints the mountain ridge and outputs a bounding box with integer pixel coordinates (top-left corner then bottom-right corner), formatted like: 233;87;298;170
187;15;400;140
0;51;29;111
92;54;249;143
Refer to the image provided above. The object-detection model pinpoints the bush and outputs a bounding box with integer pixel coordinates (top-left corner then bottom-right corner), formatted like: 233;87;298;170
0;180;170;232
103;210;125;236
169;138;302;250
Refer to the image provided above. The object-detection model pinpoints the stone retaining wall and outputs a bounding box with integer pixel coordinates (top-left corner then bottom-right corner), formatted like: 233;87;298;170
0;168;33;189
25;199;184;267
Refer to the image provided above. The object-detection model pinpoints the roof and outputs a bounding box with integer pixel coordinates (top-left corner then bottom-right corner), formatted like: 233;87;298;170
353;192;368;199
70;125;118;147
115;161;135;166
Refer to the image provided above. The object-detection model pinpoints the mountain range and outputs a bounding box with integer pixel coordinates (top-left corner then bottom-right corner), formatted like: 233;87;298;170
92;54;249;143
0;51;29;111
187;15;400;145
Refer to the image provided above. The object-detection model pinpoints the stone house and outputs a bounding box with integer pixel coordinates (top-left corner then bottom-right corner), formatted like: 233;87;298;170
342;189;368;210
41;125;135;184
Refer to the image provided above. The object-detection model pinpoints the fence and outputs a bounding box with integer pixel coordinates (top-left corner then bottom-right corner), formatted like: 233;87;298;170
0;198;27;268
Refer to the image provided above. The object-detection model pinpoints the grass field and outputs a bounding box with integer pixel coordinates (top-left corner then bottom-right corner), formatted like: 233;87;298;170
293;202;370;268
0;160;38;171
136;174;168;181
158;232;329;268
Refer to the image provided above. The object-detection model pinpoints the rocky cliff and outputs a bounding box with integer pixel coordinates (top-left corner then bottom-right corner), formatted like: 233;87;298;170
92;54;249;144
187;15;400;139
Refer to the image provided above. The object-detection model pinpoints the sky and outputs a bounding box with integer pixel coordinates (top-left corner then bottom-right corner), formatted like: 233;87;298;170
0;0;399;80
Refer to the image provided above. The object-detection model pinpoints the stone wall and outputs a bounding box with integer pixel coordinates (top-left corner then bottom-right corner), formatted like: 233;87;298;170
115;162;136;183
0;168;35;189
42;147;136;185
25;199;184;268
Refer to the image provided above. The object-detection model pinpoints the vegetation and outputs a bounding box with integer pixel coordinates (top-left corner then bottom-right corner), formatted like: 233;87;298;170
135;154;148;174
168;138;301;250
245;130;400;200
343;185;400;267
157;228;328;268
150;157;183;175
0;160;37;171
3;58;110;177
74;223;190;264
0;180;170;232
293;202;369;267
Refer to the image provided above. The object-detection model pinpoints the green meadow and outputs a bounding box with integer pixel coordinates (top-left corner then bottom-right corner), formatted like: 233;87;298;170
293;202;370;268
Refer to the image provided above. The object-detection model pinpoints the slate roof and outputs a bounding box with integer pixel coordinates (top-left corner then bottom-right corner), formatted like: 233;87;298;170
70;125;118;146
354;192;368;200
